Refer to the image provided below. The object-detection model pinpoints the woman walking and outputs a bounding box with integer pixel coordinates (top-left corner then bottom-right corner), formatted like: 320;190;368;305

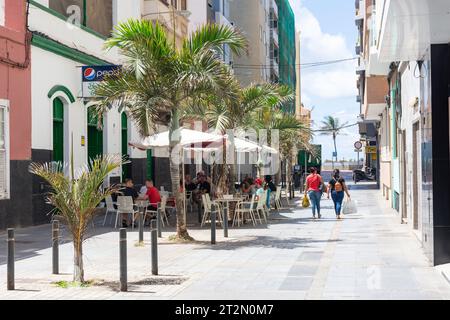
327;169;351;219
304;167;324;219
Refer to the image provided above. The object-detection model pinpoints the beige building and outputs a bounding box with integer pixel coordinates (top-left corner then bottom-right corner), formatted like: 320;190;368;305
141;0;190;48
230;0;276;86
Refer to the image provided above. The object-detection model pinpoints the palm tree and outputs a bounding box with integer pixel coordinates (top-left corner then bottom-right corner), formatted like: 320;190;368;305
319;116;348;167
29;154;126;283
93;20;246;240
183;83;296;193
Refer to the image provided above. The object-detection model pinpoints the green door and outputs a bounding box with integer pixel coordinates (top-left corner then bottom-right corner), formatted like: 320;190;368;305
53;98;64;162
147;149;153;180
87;109;103;161
121;112;131;180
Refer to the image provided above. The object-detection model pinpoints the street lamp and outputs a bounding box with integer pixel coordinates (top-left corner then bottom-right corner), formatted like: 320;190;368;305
141;9;191;47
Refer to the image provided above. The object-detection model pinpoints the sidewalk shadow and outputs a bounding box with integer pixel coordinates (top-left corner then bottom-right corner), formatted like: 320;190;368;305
0;215;129;266
192;235;342;251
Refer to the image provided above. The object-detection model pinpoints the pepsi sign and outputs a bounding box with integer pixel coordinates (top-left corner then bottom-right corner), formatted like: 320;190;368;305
81;65;121;82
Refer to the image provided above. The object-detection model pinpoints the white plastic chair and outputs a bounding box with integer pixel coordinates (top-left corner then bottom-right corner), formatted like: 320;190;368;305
103;195;117;226
274;188;283;210
114;196;138;229
257;193;268;223
201;194;223;227
233;194;257;227
281;187;290;206
144;196;169;227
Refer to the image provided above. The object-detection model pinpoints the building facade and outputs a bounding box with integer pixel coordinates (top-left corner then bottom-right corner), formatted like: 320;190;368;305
1;0;149;229
275;0;295;114
0;0;32;229
187;0;233;66
356;0;450;265
229;0;275;86
142;0;189;49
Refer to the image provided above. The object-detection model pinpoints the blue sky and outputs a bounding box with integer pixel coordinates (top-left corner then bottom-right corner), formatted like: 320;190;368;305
288;0;360;161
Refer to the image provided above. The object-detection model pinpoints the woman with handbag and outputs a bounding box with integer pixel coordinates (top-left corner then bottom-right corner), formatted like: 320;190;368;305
327;169;351;219
304;167;324;219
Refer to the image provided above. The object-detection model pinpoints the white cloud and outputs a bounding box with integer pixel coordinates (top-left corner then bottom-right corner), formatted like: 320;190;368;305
289;0;357;99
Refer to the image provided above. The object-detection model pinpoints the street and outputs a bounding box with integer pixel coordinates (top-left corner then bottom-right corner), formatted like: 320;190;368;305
1;182;449;300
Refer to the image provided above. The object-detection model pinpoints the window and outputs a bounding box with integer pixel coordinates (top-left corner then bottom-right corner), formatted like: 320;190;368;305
0;101;9;199
49;0;113;37
52;98;65;162
87;108;103;161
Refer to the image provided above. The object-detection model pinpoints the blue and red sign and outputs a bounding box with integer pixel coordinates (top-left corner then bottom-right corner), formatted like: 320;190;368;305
81;65;121;82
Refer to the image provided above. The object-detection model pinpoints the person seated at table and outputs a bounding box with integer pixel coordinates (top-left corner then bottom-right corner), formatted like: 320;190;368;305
241;178;255;196
119;179;139;227
185;174;197;192
193;173;211;206
142;180;161;213
254;178;265;200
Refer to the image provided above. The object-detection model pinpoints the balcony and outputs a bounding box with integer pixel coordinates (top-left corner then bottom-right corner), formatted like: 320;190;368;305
355;44;361;55
361;75;388;121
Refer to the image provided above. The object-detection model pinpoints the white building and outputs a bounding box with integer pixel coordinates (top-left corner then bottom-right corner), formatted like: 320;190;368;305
28;0;148;218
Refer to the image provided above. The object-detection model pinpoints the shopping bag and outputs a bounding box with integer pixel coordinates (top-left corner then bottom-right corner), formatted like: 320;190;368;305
342;197;357;214
302;195;310;208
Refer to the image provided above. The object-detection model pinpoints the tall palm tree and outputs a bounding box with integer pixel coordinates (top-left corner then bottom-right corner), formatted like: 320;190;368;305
319;116;348;166
29;154;126;283
93;20;246;240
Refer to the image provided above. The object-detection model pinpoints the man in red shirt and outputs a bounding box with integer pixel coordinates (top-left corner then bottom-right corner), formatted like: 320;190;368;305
144;180;161;211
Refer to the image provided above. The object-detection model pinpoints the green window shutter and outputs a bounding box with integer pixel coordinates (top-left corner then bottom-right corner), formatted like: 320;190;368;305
52;98;64;162
147;150;153;180
87;108;103;161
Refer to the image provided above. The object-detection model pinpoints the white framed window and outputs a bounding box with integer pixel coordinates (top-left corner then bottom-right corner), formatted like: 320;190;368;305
0;100;10;200
0;0;5;26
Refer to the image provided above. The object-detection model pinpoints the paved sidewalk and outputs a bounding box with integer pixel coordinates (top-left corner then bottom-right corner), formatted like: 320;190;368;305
0;182;449;300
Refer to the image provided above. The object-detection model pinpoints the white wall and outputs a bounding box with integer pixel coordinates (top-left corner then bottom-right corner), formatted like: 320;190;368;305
31;46;87;171
399;62;422;232
31;1;148;181
187;0;207;34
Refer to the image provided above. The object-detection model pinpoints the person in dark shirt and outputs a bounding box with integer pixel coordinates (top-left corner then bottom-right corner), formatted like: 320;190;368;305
185;174;197;192
122;179;139;200
119;179;139;227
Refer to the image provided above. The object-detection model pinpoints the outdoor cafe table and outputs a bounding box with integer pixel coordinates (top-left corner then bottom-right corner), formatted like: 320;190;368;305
215;197;245;238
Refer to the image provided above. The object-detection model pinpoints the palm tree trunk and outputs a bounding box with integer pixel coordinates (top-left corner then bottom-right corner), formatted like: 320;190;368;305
73;238;84;283
169;109;192;240
333;133;337;162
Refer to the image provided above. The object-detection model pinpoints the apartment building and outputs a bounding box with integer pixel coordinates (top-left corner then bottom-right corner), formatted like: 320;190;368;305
356;0;450;265
0;0;32;229
142;0;190;48
230;0;274;86
187;0;233;66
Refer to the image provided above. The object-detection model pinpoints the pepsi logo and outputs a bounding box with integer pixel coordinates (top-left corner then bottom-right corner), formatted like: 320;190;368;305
84;68;96;81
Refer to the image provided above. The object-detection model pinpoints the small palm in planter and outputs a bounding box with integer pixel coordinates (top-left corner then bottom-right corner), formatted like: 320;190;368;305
29;154;127;283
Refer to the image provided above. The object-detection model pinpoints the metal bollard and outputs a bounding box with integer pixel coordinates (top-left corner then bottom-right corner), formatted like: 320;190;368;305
119;228;127;292
52;220;59;275
156;209;162;238
151;220;158;275
7;228;14;290
138;210;144;244
223;205;228;238
211;210;216;245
